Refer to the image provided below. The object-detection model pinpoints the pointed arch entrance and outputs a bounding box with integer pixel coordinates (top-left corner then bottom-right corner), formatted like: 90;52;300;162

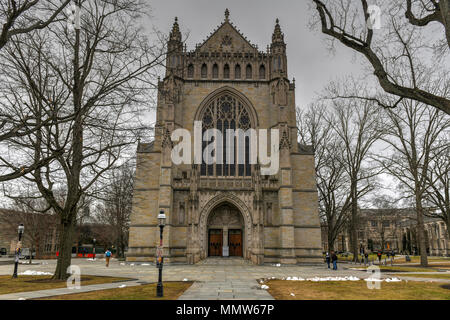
207;203;244;257
196;193;254;261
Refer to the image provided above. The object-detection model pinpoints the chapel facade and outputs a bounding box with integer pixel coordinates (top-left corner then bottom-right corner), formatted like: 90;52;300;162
126;10;322;264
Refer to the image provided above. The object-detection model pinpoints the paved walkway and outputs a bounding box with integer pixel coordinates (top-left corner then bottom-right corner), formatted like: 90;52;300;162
179;280;273;300
1;258;449;300
0;280;142;300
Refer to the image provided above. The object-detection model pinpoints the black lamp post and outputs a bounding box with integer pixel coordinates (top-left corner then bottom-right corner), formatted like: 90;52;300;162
156;210;166;297
12;224;25;278
93;238;96;260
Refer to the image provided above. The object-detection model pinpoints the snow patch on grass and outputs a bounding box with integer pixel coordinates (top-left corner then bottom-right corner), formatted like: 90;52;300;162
19;270;53;276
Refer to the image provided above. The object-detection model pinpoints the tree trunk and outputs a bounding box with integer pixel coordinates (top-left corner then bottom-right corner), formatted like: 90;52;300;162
415;195;428;267
29;243;33;264
327;230;335;253
350;184;358;261
52;216;76;280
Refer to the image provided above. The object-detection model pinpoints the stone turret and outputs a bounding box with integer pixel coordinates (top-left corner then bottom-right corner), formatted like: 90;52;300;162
166;17;184;77
271;19;287;79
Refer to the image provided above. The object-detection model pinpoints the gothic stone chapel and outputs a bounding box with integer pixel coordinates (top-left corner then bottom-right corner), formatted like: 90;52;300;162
127;10;322;264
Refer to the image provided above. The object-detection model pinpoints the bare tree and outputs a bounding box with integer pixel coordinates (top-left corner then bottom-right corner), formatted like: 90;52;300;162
405;0;450;50
311;0;450;114
94;163;134;258
327;86;385;261
0;1;77;182
298;104;350;252
3;0;164;279
0;0;71;50
378;97;449;266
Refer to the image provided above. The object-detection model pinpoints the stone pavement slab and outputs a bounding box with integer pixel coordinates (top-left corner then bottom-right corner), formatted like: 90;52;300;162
178;280;274;300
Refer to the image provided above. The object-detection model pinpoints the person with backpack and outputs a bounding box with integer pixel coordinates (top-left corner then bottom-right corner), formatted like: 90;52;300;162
331;250;338;270
105;249;112;267
377;251;382;264
364;252;369;265
325;252;331;269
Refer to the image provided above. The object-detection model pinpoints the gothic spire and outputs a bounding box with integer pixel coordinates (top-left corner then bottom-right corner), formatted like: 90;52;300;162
170;17;181;42
272;18;285;44
225;8;230;22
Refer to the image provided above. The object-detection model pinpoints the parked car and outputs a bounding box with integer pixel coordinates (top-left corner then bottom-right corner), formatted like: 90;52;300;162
0;248;7;255
19;248;36;259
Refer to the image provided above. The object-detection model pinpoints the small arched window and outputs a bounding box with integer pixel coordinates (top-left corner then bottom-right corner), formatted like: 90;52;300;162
212;63;219;79
246;64;252;79
201;64;207;78
187;64;194;78
259;64;266;79
235;64;241;79
224;64;230;79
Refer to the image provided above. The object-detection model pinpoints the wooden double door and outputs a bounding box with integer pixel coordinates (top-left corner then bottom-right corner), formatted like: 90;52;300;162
228;229;243;257
208;229;223;256
208;229;242;257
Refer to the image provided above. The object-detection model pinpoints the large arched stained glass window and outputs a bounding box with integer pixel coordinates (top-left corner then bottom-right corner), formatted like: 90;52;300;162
200;94;252;177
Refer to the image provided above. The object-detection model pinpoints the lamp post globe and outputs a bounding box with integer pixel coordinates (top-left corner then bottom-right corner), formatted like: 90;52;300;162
157;211;166;227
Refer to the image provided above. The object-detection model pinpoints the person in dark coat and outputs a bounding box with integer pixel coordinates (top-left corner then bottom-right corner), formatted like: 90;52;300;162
331;251;338;270
325;252;331;268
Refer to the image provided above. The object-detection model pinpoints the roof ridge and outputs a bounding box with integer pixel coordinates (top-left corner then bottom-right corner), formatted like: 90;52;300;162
196;17;257;52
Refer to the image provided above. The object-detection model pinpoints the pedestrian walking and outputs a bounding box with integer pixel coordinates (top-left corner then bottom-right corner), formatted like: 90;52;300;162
105;249;112;267
331;250;338;270
377;251;382;264
364;252;369;265
325;252;331;269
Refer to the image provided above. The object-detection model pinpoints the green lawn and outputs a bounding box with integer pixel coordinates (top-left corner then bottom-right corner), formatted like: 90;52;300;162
266;280;450;300
37;281;193;300
0;275;132;295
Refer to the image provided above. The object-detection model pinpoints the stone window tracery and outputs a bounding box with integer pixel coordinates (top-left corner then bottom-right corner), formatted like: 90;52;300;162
187;64;194;78
259;64;266;79
246;64;252;79
200;94;252;177
224;64;230;79
235;64;241;79
213;63;219;78
201;64;207;78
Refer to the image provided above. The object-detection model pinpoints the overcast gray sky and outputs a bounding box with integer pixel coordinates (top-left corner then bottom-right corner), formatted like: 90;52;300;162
146;0;363;108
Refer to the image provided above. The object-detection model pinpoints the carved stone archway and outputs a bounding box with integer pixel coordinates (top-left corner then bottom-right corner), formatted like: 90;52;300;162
197;193;253;260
